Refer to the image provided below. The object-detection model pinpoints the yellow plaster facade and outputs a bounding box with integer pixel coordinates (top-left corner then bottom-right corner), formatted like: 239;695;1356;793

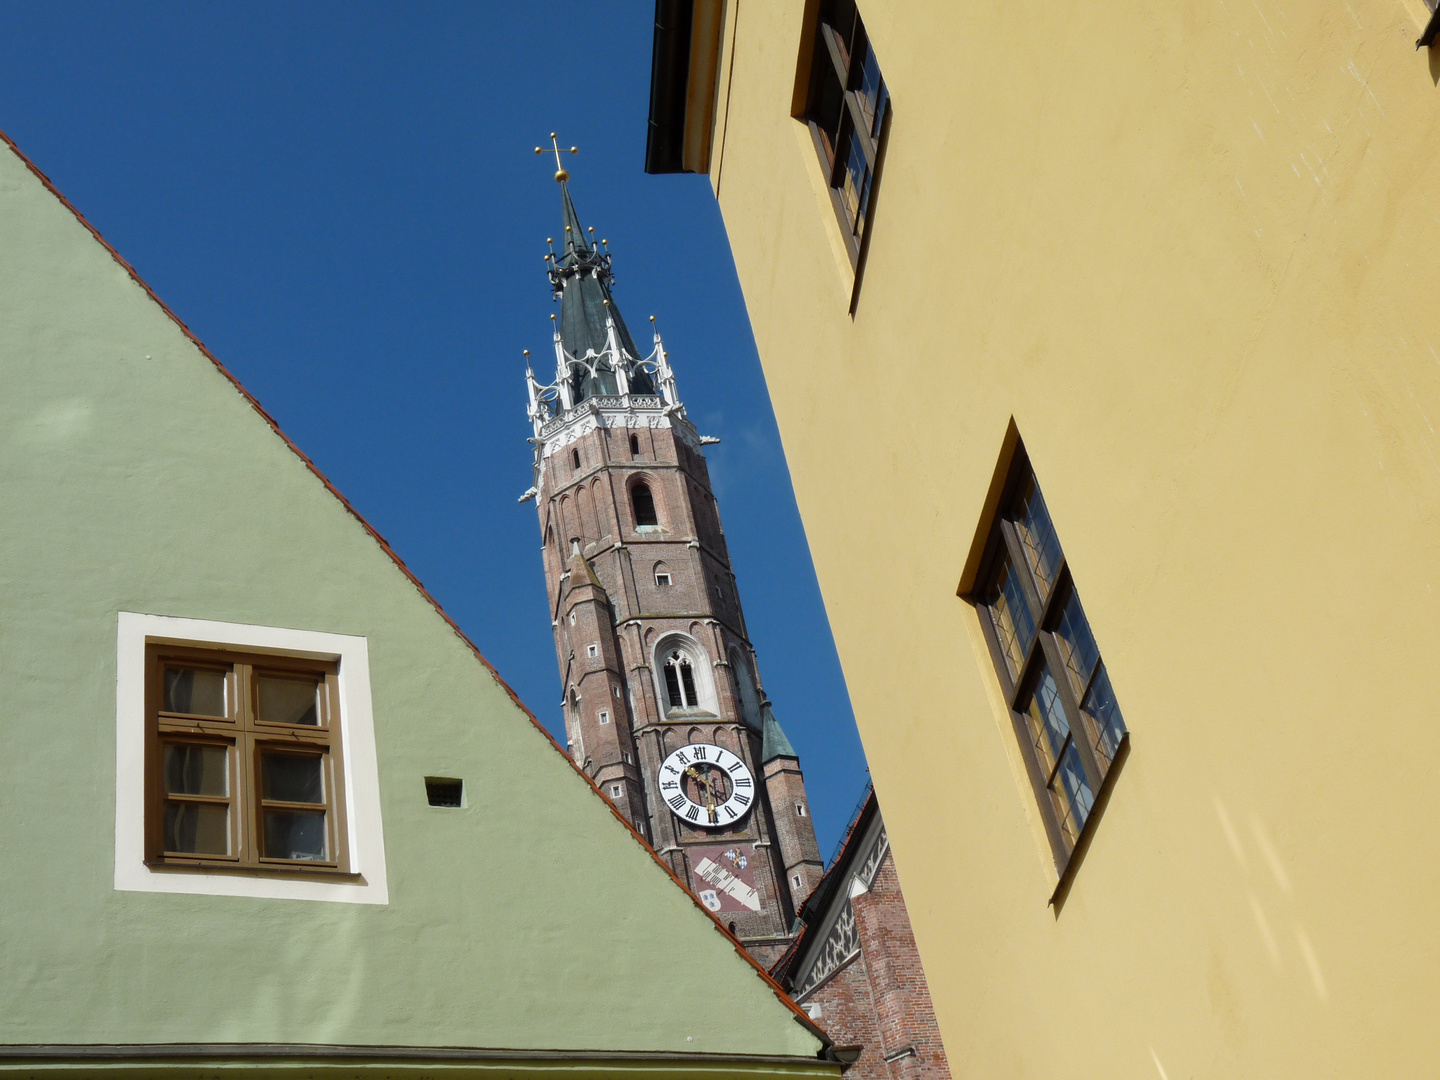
667;0;1440;1074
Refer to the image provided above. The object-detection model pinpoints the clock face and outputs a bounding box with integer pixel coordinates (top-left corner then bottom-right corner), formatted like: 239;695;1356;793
657;743;754;828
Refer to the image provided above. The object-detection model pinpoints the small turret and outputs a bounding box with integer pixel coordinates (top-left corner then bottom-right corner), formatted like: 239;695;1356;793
761;706;824;905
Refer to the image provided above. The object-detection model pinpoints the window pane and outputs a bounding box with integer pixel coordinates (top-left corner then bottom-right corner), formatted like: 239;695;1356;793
679;661;698;707
987;554;1035;679
1012;475;1063;598
257;675;320;726
163;744;228;796
839;127;873;242
1021;663;1071;771
1051;742;1096;846
261;753;324;804
632;483;658;527
163;666;226;717
1054;590;1100;699
164;801;229;855
1081;664;1128;766
664;663;684;708
807;32;846;160
854;43;885;140
263;810;327;861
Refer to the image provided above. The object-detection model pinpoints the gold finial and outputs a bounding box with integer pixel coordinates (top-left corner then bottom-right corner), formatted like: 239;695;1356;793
588;226;594;234
534;132;579;182
523;349;530;357
649;315;656;322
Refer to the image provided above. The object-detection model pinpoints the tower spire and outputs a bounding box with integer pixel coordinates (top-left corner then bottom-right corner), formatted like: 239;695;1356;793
521;153;824;963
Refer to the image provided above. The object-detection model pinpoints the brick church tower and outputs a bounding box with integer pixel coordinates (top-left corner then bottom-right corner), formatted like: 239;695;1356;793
521;170;823;964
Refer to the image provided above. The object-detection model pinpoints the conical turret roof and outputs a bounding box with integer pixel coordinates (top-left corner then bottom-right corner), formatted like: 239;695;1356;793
761;705;799;763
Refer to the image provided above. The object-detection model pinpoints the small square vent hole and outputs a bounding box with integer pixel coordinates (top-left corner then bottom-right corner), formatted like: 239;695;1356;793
425;777;464;808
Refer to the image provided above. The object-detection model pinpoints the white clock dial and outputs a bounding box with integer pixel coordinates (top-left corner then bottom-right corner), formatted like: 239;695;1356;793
657;743;754;829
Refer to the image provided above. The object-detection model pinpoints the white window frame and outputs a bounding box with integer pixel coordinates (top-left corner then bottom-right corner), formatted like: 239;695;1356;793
587;643;599;658
598;710;611;725
114;611;389;904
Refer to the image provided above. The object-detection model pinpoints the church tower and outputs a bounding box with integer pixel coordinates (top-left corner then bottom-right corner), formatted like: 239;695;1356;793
522;166;823;964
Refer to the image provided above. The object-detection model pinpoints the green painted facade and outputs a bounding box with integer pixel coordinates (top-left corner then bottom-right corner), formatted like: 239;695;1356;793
0;137;833;1077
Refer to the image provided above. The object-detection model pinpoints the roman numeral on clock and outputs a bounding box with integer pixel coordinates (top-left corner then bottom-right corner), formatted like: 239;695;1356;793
692;746;707;760
734;776;751;788
734;794;750;807
668;795;686;811
685;805;701;821
661;780;678;790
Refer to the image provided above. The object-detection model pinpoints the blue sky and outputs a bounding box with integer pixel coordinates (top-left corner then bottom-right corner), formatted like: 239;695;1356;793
0;2;869;857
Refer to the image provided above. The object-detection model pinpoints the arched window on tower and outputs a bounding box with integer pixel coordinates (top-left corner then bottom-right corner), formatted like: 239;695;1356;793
630;433;641;457
631;482;658;527
663;649;700;710
572;448;581;472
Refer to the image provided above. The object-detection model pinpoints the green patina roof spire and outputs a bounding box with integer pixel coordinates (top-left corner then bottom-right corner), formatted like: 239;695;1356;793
547;179;653;401
761;705;798;763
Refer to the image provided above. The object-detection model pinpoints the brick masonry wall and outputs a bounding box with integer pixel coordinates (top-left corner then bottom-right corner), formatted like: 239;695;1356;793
801;849;952;1080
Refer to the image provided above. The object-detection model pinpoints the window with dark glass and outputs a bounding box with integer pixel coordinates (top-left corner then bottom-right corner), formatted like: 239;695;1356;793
803;0;890;264
971;449;1128;872
146;644;348;873
663;650;700;710
632;482;658;527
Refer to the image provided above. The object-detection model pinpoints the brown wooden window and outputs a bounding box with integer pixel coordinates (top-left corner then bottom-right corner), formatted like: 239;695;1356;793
146;644;349;874
970;448;1128;874
803;0;890;265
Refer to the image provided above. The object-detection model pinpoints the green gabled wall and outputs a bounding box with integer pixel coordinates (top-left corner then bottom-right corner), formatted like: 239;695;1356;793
0;136;824;1063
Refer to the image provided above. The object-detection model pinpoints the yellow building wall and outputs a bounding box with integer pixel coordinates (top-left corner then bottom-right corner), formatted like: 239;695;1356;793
704;0;1440;1075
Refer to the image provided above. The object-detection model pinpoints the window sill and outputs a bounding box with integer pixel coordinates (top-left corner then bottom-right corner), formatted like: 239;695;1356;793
663;706;721;722
1048;733;1130;915
145;859;363;882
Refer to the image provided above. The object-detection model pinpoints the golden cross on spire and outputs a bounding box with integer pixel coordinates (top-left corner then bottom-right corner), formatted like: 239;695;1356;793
534;133;578;183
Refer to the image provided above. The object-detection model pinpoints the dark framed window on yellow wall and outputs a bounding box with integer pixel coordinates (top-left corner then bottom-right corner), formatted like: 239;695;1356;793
970;448;1128;876
145;644;349;874
803;0;890;267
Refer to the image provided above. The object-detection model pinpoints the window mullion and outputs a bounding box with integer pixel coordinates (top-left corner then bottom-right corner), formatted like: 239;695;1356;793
819;22;850;90
841;91;879;166
1037;560;1071;629
238;732;257;866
